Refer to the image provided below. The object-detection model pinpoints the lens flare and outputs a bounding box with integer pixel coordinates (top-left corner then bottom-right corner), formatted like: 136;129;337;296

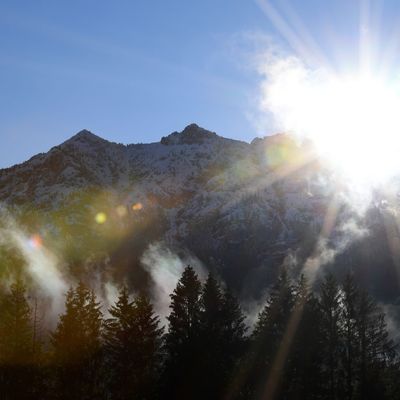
264;134;303;169
95;212;107;224
132;202;143;211
29;234;43;249
116;205;128;218
260;56;400;186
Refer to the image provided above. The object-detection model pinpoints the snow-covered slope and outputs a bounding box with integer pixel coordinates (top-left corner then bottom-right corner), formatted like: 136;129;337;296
1;124;398;299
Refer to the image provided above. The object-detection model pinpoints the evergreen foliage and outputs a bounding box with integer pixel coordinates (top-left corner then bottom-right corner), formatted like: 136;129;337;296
103;287;163;400
51;282;103;399
0;279;37;399
163;265;202;399
0;268;398;400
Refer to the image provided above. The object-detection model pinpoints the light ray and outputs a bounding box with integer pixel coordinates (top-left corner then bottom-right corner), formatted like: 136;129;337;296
260;194;341;398
262;295;305;399
256;0;330;68
302;196;341;284
219;142;317;216
376;192;400;289
223;192;341;399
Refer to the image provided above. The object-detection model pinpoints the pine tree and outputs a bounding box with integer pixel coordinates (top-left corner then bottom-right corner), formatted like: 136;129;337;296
249;267;295;399
51;282;103;400
341;274;359;400
355;289;396;399
288;274;324;399
0;279;35;399
201;273;223;336
131;294;164;399
163;265;202;400
218;286;248;400
220;286;247;367
0;279;33;363
103;286;135;399
104;287;163;400
198;273;225;399
320;272;342;400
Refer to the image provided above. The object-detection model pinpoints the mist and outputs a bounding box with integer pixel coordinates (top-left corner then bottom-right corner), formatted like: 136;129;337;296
141;241;206;324
0;209;69;320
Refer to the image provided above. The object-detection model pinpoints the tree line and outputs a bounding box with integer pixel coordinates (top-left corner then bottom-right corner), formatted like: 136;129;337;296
0;266;399;399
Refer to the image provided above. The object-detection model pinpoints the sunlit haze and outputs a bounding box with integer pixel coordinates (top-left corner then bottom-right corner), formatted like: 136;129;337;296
260;57;400;185
3;0;400;173
2;3;400;398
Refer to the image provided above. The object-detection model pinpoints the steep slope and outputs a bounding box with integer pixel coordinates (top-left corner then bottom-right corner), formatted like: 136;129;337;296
0;124;398;300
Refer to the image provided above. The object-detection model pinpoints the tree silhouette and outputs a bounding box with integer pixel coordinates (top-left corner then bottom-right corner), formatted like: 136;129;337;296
163;265;202;400
104;287;163;400
320;272;342;400
0;279;36;399
249;267;295;399
0;264;398;400
51;282;103;400
288;274;324;399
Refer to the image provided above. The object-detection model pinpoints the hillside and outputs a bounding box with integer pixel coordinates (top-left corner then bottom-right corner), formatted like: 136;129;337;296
0;124;398;303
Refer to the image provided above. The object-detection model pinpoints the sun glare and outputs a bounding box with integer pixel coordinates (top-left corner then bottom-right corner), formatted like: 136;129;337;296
29;234;43;249
95;212;107;224
262;58;400;186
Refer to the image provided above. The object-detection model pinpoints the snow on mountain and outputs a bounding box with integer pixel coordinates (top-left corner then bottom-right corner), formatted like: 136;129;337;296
1;124;398;299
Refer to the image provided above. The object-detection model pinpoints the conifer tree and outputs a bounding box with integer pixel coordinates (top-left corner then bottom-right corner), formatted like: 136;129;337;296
201;273;223;335
355;289;396;399
341;274;360;400
131;294;164;399
217;285;248;400
163;265;202;400
104;287;163;400
51;282;103;400
103;286;135;399
198;273;225;399
0;279;33;363
220;286;247;367
250;267;295;399
0;279;35;399
320;272;342;400
289;274;324;399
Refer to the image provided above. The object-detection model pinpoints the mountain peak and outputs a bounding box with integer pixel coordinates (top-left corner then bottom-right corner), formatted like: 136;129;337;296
160;123;218;145
71;129;103;140
75;128;94;137
62;129;108;146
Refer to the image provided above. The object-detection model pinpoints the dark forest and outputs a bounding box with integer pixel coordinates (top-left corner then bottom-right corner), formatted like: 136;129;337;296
0;266;399;400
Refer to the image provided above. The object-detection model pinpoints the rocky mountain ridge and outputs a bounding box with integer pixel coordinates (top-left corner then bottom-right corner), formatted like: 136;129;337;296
0;124;398;301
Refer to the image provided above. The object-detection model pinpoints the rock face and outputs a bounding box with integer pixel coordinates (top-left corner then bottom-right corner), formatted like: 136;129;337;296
1;124;399;300
160;123;218;145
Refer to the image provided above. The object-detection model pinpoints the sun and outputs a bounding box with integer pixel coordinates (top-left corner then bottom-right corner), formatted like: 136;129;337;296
261;57;400;186
304;74;400;184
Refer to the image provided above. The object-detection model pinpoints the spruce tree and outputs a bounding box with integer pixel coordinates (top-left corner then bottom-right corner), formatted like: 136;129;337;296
51;282;103;400
250;267;295;399
103;286;136;399
201;273;223;335
104;287;163;400
341;274;359;400
289;274;324;399
220;286;247;366
131;294;164;399
320;272;342;400
0;279;35;399
163;265;202;400
198;273;225;399
218;286;248;400
355;289;396;399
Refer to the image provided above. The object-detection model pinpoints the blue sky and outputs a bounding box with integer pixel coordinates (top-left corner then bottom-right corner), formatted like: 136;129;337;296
1;0;399;168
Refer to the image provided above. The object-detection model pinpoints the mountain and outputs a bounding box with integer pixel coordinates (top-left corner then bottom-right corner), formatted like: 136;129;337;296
0;124;399;302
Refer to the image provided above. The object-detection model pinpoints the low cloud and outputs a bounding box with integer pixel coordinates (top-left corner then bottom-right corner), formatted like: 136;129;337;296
0;208;69;321
141;242;206;325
